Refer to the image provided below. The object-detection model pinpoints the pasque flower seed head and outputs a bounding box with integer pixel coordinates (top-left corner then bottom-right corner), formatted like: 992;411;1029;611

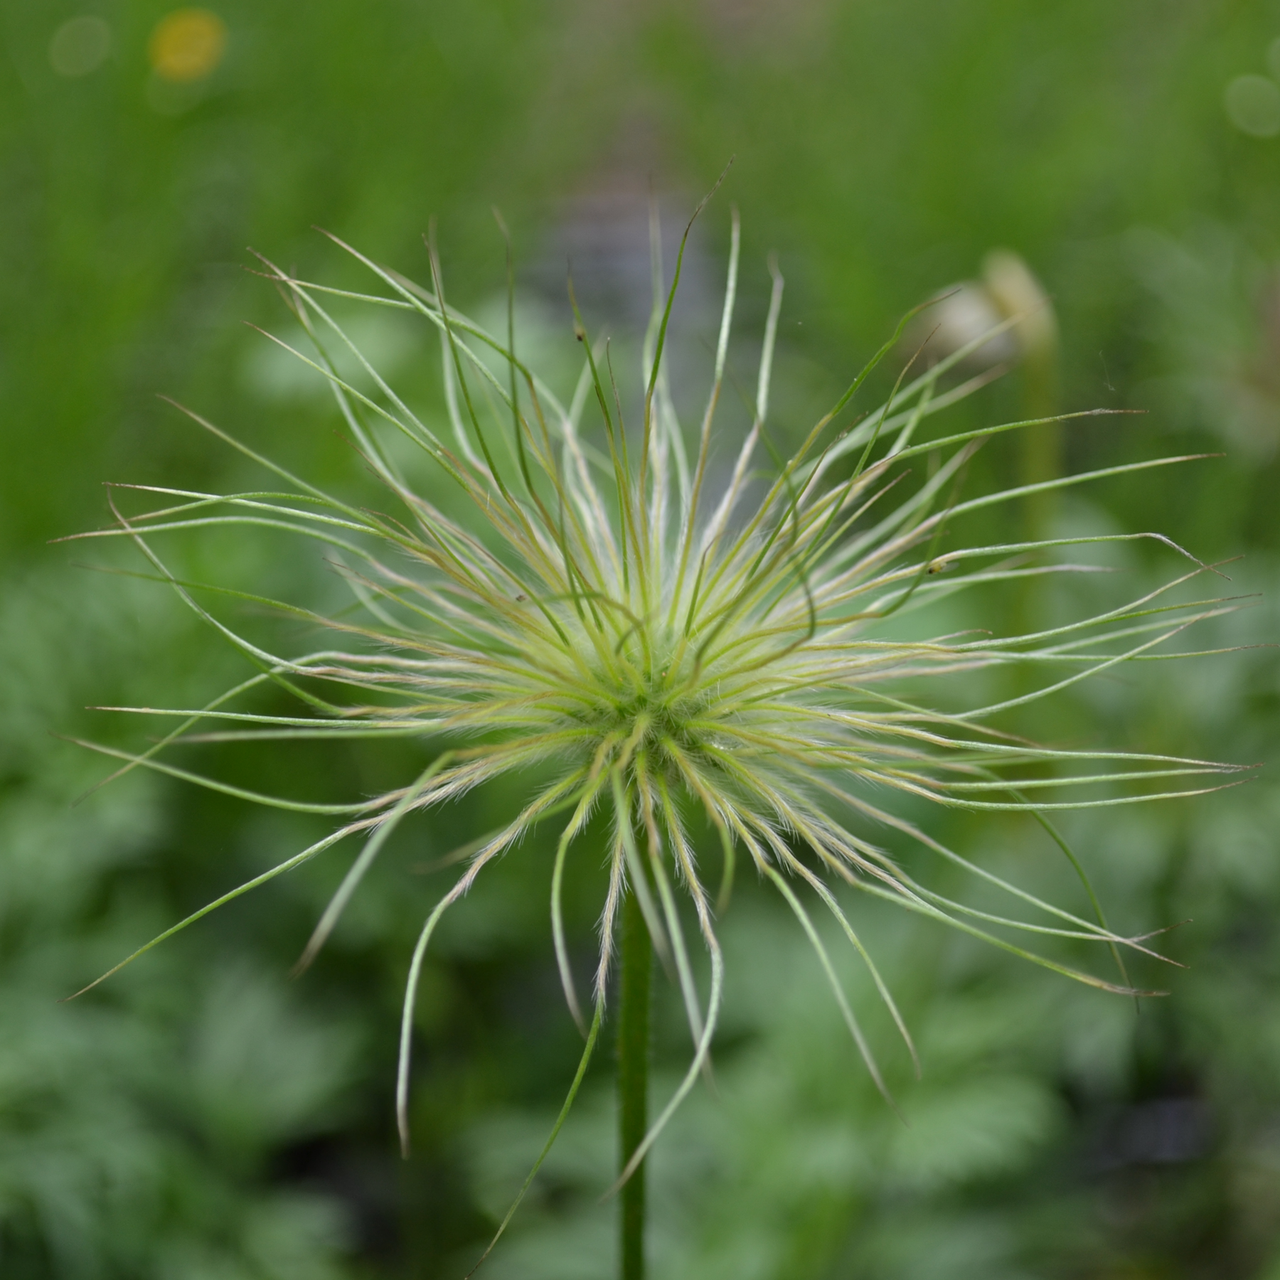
67;202;1245;1203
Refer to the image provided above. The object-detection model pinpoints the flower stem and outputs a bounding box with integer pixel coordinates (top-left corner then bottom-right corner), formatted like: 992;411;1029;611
618;885;651;1280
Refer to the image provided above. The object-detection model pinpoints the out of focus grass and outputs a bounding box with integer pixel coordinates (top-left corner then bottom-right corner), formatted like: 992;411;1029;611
2;2;1279;1276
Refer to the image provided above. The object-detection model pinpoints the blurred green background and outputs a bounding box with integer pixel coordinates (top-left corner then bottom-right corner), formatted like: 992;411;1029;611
3;1;1280;1276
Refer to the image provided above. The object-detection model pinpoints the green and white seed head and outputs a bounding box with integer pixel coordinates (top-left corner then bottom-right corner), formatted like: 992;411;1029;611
66;199;1248;1192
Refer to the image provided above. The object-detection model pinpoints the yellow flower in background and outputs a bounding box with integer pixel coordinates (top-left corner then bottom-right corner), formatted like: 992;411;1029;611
148;9;226;83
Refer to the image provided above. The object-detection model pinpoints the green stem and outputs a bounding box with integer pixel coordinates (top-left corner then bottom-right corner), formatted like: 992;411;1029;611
618;886;652;1280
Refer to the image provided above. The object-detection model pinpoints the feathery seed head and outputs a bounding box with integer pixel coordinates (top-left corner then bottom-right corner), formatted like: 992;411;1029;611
68;200;1248;1193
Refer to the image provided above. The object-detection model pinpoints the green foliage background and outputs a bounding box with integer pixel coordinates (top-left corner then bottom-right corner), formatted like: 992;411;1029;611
3;1;1279;1276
